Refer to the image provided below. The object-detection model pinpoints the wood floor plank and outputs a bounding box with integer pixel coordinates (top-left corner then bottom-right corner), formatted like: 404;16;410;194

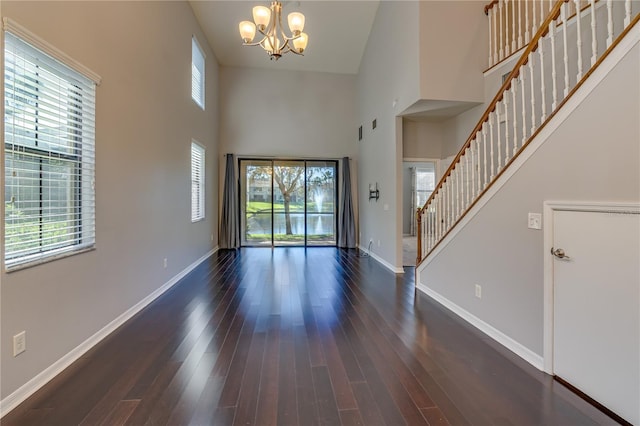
311;366;341;426
338;408;365;426
2;248;618;426
254;316;281;426
98;400;139;426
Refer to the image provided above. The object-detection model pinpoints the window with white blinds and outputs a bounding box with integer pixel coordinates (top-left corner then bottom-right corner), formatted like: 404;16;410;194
191;37;205;110
4;31;96;269
191;142;205;222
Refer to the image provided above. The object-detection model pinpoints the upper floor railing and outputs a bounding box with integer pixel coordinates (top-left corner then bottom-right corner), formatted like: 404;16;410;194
417;0;639;265
486;0;612;68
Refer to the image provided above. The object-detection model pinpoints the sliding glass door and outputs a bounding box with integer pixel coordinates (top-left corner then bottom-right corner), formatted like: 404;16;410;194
240;159;337;247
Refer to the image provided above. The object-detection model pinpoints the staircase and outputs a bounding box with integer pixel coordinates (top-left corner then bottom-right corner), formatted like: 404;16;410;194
416;0;639;265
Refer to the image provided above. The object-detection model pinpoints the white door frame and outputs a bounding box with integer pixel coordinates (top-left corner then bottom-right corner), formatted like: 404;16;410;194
542;201;640;374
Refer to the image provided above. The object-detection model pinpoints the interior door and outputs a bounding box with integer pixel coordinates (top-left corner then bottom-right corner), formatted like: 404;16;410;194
552;209;640;425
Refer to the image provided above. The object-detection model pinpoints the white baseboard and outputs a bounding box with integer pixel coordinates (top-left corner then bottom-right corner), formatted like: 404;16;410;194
416;283;544;371
358;245;405;274
0;247;218;418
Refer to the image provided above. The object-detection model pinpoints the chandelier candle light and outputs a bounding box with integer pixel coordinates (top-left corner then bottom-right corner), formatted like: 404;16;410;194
238;1;309;60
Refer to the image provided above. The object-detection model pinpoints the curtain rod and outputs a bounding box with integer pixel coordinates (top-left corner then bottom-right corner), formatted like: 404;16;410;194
225;154;351;161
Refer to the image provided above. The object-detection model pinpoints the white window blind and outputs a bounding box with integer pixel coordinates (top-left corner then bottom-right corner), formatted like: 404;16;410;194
4;31;96;269
191;37;205;109
191;142;205;222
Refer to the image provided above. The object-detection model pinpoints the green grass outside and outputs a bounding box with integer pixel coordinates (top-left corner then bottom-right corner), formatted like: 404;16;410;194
246;201;334;213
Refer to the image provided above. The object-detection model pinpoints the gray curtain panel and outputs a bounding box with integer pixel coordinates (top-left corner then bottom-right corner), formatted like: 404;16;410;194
220;154;240;249
338;157;356;248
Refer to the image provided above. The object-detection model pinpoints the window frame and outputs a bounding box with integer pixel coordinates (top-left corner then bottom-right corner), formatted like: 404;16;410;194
191;36;205;110
3;19;100;271
191;141;205;222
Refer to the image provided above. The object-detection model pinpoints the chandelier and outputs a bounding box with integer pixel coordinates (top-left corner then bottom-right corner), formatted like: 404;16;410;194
238;1;309;61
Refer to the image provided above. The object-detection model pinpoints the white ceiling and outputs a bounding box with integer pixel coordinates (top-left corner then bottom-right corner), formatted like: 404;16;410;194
188;1;380;75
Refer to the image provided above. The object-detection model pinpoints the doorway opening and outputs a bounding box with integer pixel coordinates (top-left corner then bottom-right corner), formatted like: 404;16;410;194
402;160;437;265
240;159;338;247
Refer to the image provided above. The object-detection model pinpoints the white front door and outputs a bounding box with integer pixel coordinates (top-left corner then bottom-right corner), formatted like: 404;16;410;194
552;209;640;425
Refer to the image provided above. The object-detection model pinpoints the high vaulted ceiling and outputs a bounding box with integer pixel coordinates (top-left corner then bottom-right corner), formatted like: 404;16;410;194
189;1;380;75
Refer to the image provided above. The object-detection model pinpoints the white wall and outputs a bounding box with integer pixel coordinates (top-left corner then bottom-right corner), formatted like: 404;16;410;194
219;67;357;159
403;120;444;159
419;1;487;103
356;1;421;270
1;1;219;401
418;38;640;356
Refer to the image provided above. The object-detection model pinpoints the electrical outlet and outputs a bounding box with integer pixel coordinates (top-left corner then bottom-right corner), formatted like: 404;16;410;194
475;284;482;299
377;239;381;247
163;258;168;268
528;213;542;230
210;234;214;241
13;331;26;357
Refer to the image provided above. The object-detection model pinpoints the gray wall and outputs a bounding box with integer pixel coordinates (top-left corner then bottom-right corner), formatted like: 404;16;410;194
419;1;487;103
418;40;640;355
403;120;444;159
356;1;488;269
1;1;219;399
356;1;421;269
219;67;358;159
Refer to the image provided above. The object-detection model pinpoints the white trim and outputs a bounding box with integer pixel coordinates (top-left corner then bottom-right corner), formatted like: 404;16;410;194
0;247;218;418
3;17;101;85
358;245;405;274
417;283;544;371
418;24;640;272
542;202;640;374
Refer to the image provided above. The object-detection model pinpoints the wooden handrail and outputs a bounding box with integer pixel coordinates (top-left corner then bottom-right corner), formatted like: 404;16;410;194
418;0;565;219
485;0;499;15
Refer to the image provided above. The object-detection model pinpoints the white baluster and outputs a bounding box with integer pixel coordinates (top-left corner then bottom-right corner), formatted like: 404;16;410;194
540;0;545;31
504;0;511;57
539;42;547;122
449;177;453;226
607;0;614;48
575;0;583;81
456;167;461;218
512;83;518;155
496;103;502;171
504;94;510;163
520;73;527;144
625;0;631;27
464;148;471;210
562;2;570;97
444;180;448;229
532;0;538;33
426;207;430;252
551;15;558;110
529;53;536;134
435;193;440;241
489;114;495;180
590;0;597;66
499;0;505;60
482;122;488;187
471;139;477;199
489;7;494;65
518;0;524;48
476;136;482;195
511;0;517;53
525;0;531;43
493;5;499;65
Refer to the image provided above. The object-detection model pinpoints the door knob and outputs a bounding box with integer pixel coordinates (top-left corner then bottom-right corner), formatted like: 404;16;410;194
551;247;571;260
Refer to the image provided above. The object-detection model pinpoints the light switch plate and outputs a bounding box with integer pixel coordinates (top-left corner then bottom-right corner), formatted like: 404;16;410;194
528;213;542;230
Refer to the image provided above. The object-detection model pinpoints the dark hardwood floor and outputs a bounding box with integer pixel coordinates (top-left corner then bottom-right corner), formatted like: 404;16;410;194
3;248;617;425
